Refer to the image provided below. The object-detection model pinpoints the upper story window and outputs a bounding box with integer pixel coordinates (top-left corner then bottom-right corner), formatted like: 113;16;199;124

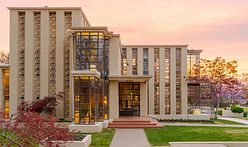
132;48;138;75
74;32;105;72
187;52;200;77
143;48;148;75
121;48;127;75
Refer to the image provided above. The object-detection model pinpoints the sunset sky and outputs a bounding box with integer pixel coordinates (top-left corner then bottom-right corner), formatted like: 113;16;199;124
0;0;247;74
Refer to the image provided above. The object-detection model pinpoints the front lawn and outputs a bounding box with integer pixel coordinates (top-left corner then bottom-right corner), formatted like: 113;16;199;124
89;128;115;147
145;126;248;146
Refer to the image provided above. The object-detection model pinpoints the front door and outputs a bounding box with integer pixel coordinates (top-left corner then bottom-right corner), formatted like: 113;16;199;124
119;82;140;116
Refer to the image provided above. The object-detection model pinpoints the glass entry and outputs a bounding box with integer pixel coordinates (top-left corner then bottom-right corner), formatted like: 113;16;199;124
119;82;140;116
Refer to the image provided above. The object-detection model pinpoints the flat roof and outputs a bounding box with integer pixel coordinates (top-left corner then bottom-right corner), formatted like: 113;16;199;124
7;6;91;26
7;7;82;10
122;44;188;48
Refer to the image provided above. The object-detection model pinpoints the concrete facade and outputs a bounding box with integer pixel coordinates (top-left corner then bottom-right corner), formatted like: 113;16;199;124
4;6;194;125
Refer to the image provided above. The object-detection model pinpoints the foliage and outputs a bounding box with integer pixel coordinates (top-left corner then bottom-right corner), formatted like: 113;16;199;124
0;110;75;147
188;57;248;119
243;112;248;117
0;49;9;64
231;106;244;113
218;110;222;115
145;126;248;146
18;92;64;115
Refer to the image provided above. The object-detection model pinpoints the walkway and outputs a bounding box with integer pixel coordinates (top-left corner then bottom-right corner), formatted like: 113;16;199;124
218;117;248;125
162;123;248;127
110;129;150;147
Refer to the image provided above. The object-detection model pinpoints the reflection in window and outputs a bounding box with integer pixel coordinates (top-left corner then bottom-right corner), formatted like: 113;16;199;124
154;48;160;114
165;48;170;114
176;48;181;114
75;32;104;72
132;48;138;75
121;48;127;75
143;48;148;75
74;76;98;125
3;69;9;118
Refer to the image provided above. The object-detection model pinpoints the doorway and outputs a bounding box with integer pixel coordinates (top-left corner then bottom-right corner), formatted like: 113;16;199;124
119;82;140;116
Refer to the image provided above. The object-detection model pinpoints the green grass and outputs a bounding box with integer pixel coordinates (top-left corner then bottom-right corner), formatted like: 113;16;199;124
212;118;246;125
145;126;248;146
89;128;115;147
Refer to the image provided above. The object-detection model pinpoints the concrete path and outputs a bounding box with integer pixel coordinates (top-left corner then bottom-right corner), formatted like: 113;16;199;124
218;117;248;125
110;129;150;147
162;123;248;127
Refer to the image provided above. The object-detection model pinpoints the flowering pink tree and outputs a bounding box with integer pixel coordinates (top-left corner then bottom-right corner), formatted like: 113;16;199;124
189;57;248;119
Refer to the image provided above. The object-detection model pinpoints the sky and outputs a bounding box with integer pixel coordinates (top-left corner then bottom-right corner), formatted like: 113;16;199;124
0;0;248;74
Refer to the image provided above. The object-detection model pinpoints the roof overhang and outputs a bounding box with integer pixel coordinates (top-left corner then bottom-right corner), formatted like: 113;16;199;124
71;26;119;38
71;70;101;79
108;75;152;82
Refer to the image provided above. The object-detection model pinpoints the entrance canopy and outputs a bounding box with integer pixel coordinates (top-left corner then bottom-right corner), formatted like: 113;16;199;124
108;75;151;82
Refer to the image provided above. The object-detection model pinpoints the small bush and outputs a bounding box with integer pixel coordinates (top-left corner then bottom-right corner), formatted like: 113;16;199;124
243;112;248;117
231;106;244;113
218;110;222;116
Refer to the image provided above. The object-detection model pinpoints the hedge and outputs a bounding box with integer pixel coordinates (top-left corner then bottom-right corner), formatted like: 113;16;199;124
231;106;244;113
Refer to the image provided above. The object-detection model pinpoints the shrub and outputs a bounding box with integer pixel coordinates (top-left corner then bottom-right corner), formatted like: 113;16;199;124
231;106;244;113
218;110;222;116
243;112;248;117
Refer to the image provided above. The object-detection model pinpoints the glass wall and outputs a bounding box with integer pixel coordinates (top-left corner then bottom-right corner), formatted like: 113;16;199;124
74;76;98;125
74;32;104;72
132;48;138;75
143;48;148;75
121;48;127;75
73;31;109;124
154;48;160;114
164;48;170;114
176;48;181;114
3;69;9;118
187;52;200;77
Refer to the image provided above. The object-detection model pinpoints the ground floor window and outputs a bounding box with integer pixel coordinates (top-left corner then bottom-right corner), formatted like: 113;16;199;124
119;82;140;116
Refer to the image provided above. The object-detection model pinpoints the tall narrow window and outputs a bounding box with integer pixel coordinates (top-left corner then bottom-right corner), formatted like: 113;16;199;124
64;12;72;117
48;12;56;96
154;48;160;114
18;12;25;101
132;48;138;75
121;48;127;75
176;48;181;114
143;48;148;75
3;69;9;118
33;12;41;100
165;48;170;114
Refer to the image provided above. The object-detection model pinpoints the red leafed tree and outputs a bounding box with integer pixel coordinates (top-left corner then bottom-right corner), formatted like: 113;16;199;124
0;92;77;147
0;110;75;147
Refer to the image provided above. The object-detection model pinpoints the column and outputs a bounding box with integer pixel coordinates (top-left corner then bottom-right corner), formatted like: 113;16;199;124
24;11;34;102
40;10;49;99
109;80;119;119
160;48;165;114
170;47;176;115
55;10;65;119
181;47;188;114
9;10;19;116
140;82;147;116
138;47;143;76
148;48;154;115
127;48;132;76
